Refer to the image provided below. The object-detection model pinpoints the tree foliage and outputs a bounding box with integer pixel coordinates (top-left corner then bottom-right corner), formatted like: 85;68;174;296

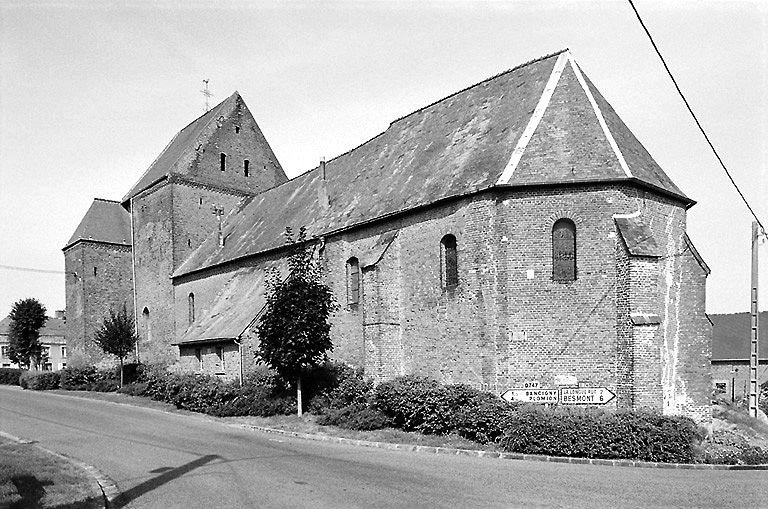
256;227;337;414
93;304;138;386
8;298;47;370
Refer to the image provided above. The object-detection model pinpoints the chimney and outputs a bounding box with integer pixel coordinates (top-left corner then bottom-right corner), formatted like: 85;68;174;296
55;310;66;320
317;158;330;210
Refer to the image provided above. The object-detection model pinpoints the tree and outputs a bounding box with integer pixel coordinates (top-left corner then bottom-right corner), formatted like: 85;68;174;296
8;298;47;370
257;227;337;416
93;304;138;387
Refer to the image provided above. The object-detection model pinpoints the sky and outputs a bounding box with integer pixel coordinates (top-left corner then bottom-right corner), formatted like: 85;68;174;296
0;0;766;318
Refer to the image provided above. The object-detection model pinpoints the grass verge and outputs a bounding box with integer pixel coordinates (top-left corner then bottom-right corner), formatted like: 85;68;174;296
0;436;102;508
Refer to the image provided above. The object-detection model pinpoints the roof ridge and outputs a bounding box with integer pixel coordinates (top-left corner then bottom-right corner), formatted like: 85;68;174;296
316;49;569;170
388;48;569;126
93;197;121;204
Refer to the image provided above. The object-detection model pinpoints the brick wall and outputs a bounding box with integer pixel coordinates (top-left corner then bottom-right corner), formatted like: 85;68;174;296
168;182;711;422
64;241;133;365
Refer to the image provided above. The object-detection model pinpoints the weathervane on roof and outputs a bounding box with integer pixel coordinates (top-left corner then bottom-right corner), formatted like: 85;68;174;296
201;79;213;113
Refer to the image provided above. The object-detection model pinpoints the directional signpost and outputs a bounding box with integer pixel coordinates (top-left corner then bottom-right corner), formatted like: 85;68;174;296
560;387;616;405
500;386;616;406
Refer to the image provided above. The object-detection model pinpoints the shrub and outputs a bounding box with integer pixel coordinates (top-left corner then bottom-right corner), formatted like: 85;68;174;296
118;382;148;396
373;375;447;432
60;366;118;392
0;368;23;385
308;364;372;414
19;371;60;390
317;404;390;430
497;406;699;463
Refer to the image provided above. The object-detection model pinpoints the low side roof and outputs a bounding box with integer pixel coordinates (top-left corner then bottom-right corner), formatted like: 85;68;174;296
710;312;768;361
175;265;275;344
175;50;691;278
63;199;131;250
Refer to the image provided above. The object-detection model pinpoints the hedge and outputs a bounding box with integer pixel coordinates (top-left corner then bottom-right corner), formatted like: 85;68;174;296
19;371;60;390
0;368;23;385
496;405;700;463
60;366;119;392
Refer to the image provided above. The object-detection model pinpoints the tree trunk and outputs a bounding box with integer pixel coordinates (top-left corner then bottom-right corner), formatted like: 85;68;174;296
297;376;303;418
119;357;124;388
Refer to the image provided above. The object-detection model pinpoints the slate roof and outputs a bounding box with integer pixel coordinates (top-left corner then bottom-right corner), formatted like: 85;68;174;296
174;264;277;344
121;92;284;204
0;316;67;338
615;216;663;257
63;199;131;250
174;49;692;278
710;312;768;361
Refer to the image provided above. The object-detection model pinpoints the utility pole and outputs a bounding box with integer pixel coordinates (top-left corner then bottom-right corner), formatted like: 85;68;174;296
749;222;760;418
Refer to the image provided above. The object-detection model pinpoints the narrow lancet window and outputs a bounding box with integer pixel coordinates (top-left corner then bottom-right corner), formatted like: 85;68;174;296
220;153;226;171
188;293;195;325
552;219;576;281
244;159;250;177
347;257;360;306
441;234;458;291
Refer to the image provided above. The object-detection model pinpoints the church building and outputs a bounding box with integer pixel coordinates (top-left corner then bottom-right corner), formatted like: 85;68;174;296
64;49;712;423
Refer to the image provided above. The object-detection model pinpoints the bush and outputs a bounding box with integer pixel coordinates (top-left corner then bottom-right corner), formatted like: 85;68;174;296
308;364;372;414
0;368;23;385
497;406;699;463
118;382;148;396
19;371;60;390
317;404;390;430
60;366;118;392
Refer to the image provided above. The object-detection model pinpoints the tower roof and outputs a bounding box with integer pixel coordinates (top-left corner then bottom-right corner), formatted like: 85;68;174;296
63;198;131;250
121;92;284;204
174;49;692;277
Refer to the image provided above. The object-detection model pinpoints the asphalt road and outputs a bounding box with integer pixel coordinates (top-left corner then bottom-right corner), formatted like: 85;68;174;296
0;386;764;508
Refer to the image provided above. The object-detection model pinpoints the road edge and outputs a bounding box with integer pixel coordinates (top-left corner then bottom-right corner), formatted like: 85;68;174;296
0;430;120;508
5;387;768;471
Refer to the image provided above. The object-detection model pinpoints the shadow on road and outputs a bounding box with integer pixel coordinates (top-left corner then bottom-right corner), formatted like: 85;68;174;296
109;454;220;508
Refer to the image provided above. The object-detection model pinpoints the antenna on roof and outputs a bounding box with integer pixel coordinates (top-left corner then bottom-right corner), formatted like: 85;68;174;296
201;79;213;113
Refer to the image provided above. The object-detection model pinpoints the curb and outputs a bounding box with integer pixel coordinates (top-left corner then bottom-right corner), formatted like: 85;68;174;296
7;388;767;472
233;424;768;471
0;430;119;508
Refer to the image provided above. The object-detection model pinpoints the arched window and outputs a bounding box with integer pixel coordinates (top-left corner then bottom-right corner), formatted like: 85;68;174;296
346;257;360;307
441;234;458;291
188;293;195;325
142;307;152;342
552;219;576;281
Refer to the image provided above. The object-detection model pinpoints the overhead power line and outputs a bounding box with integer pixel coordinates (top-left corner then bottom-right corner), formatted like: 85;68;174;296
627;0;767;237
0;264;66;275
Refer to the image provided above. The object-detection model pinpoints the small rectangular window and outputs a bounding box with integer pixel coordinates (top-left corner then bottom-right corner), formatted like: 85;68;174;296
220;153;226;171
61;346;67;357
1;346;8;358
244;160;250;177
93;266;97;276
216;346;225;372
714;382;727;394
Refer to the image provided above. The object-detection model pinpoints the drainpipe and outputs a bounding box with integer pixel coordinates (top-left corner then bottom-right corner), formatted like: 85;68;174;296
234;336;243;387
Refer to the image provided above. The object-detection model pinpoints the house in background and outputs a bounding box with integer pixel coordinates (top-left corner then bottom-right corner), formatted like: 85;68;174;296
0;311;68;370
710;311;768;402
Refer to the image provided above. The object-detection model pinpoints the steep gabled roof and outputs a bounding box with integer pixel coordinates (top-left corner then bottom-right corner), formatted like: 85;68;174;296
63;198;131;250
121;92;285;203
174;50;691;278
710;312;768;361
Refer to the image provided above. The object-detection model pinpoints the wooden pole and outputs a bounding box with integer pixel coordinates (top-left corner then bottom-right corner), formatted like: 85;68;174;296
749;222;759;418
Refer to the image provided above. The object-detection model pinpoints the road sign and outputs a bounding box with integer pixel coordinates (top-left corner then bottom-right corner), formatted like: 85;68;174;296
501;388;558;404
560;387;615;405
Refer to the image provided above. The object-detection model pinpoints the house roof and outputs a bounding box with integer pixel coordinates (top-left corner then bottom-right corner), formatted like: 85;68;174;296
121;92;285;204
63;198;131;250
174;49;692;278
0;316;67;338
710;312;768;361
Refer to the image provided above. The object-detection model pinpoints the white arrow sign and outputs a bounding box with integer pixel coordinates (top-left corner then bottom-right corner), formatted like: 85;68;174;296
501;388;559;404
560;387;616;405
